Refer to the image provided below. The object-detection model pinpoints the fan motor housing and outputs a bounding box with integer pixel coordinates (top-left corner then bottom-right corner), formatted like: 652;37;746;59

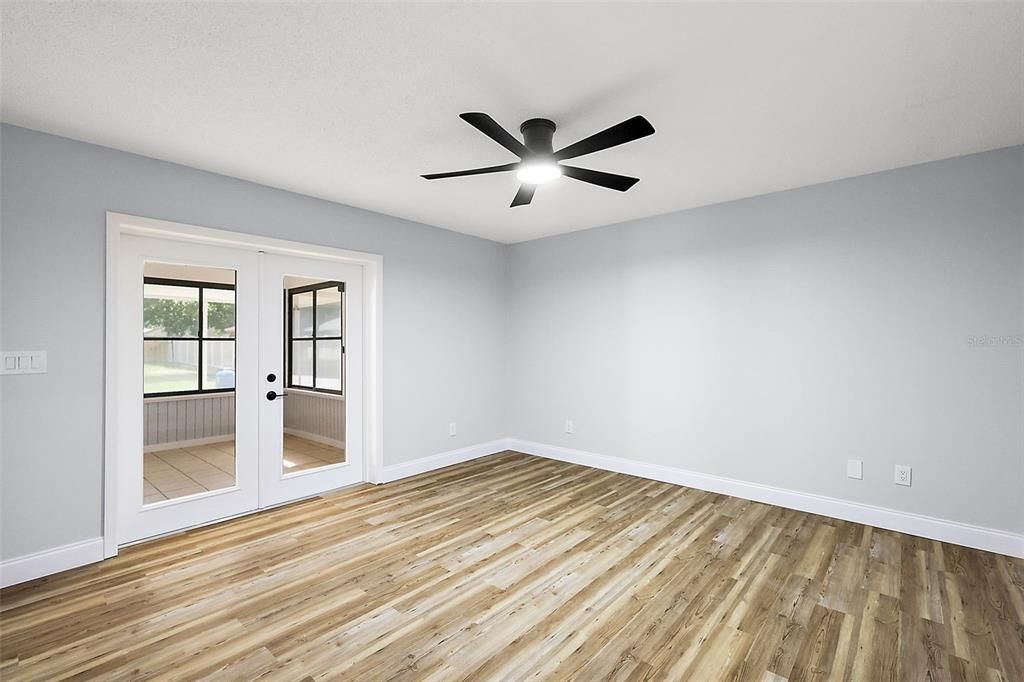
520;118;556;156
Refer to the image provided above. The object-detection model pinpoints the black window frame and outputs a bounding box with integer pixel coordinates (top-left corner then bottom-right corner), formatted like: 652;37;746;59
286;281;345;396
143;276;237;398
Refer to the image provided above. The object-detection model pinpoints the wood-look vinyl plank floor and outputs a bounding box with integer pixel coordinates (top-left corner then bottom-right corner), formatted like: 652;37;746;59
1;452;1022;680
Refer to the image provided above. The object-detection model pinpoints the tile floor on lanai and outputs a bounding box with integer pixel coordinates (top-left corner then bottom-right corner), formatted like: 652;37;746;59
142;434;345;503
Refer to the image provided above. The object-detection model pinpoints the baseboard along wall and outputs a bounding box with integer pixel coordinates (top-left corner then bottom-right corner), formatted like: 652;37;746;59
6;435;1020;588
0;537;105;588
505;438;1024;559
376;436;1022;557
378;439;510;483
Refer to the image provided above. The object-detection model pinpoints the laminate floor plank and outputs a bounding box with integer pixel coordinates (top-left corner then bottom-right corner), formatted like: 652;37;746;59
2;452;1021;681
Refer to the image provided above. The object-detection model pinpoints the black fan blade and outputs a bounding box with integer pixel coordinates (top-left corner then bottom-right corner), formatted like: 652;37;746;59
553;116;655;161
510;184;536;207
460;113;528;157
421;162;519;180
560;165;640;192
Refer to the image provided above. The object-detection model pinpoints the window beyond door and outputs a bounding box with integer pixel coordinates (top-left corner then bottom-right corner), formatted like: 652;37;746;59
143;277;236;397
139;265;239;507
287;281;344;394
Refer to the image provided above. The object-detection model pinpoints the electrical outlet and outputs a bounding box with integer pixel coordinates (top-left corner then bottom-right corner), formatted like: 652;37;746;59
448;422;457;437
847;459;863;480
894;465;912;487
565;419;574;434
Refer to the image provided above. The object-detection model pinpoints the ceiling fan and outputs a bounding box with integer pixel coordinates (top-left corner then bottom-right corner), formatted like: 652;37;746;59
421;113;655;207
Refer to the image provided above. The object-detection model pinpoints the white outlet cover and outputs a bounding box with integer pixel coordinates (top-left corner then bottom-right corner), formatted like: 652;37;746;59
846;459;863;480
895;465;912;487
448;422;456;437
565;419;574;434
0;350;47;375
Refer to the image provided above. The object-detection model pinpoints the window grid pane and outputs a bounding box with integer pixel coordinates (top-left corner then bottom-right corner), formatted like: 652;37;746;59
203;288;236;339
144;340;200;393
315;339;343;392
202;340;236;390
291;340;314;388
292;291;314;338
143;278;236;396
144;284;199;338
316;287;342;337
286;282;343;394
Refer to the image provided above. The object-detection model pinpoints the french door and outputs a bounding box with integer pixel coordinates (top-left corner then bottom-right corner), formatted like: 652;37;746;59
117;235;363;545
259;253;363;506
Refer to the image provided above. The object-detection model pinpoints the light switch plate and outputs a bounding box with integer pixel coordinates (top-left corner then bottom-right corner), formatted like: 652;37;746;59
847;459;863;480
1;351;47;375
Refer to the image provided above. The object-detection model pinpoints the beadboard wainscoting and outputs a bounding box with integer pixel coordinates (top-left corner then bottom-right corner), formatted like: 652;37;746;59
283;390;345;448
143;393;235;452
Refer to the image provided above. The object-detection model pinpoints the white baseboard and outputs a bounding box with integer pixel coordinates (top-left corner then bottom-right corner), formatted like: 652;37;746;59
284;428;344;450
144;435;233;453
507;439;1024;559
10;439;1016;589
380;438;511;483
1;537;105;588
2;441;507;587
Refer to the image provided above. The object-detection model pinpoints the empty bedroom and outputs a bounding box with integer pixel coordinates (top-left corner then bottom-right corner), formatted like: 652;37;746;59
1;2;1022;680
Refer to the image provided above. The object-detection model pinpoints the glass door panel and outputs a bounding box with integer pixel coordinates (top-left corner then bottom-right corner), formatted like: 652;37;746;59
260;257;363;506
118;236;259;545
282;279;345;474
141;265;238;504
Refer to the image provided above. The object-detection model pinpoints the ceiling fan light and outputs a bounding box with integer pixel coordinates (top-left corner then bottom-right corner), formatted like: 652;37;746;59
516;161;562;185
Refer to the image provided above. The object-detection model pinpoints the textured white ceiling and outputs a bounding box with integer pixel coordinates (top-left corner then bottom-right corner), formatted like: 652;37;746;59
2;2;1021;243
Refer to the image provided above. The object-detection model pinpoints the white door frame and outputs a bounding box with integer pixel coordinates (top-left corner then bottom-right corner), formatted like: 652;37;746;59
104;211;384;558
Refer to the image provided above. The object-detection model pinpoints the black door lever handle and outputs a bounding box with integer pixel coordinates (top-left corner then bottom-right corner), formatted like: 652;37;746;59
266;390;289;401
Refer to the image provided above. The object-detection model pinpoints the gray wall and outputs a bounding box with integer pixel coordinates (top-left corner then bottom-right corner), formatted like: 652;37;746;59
0;124;508;560
508;146;1023;534
3;123;1020;563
